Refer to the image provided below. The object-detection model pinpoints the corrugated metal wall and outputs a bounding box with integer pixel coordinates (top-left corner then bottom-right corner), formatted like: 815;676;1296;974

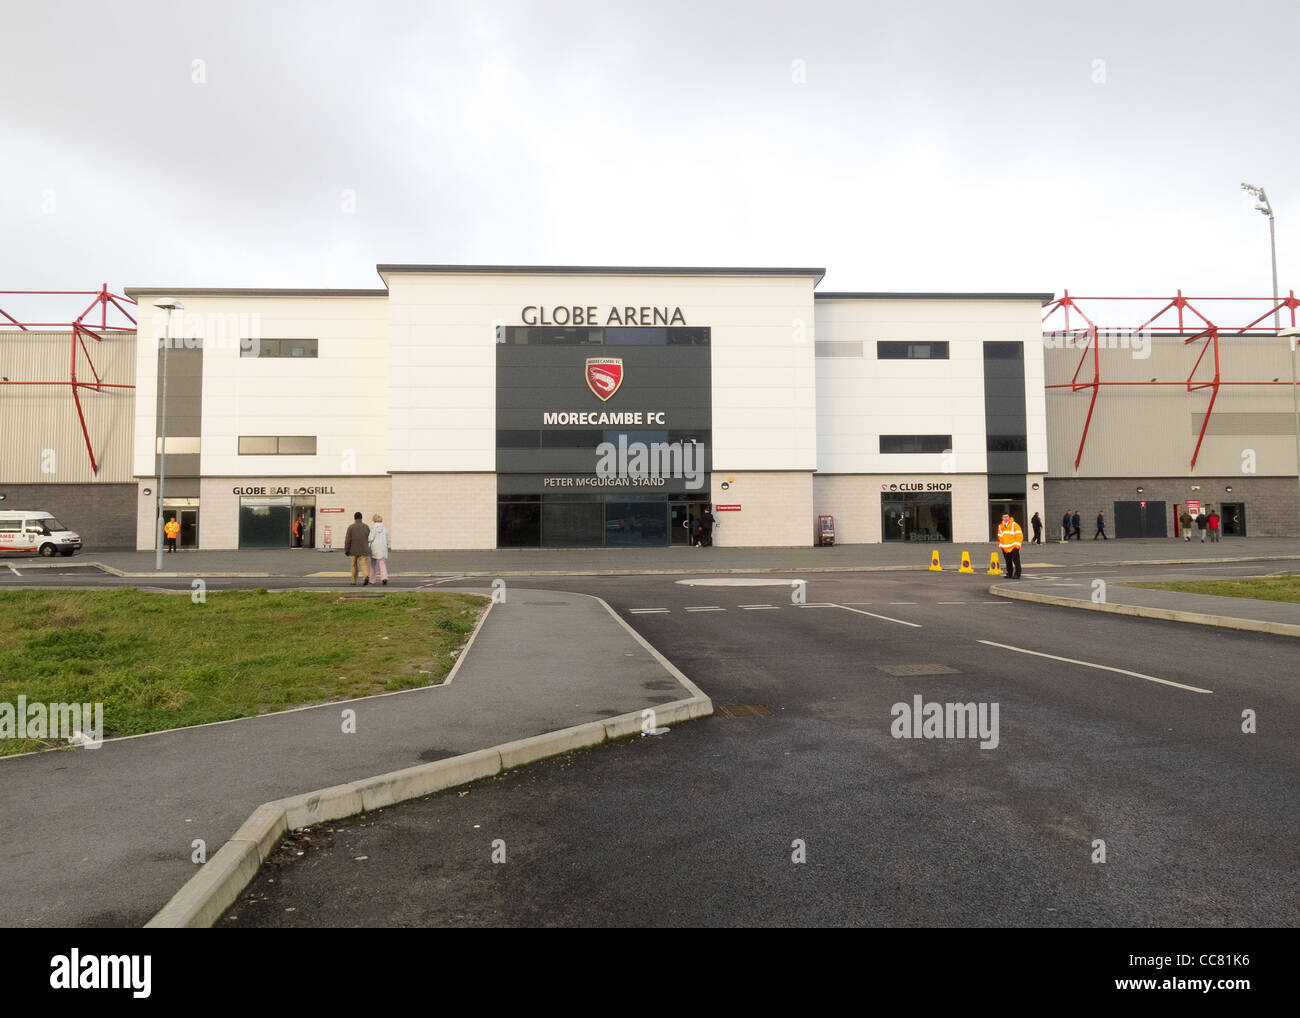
1045;333;1300;476
0;329;137;483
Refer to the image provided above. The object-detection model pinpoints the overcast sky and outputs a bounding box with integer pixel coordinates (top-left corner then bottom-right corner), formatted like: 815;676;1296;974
2;0;1296;317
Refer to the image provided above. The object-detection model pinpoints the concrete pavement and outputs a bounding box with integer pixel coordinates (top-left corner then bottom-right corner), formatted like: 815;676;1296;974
13;536;1300;577
993;566;1300;637
0;588;702;927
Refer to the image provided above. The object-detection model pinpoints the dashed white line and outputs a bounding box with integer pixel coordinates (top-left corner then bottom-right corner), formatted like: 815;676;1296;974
797;603;839;608
888;601;917;605
629;608;670;614
831;603;922;628
936;601;966;604
684;606;725;612
739;604;780;610
977;640;1212;694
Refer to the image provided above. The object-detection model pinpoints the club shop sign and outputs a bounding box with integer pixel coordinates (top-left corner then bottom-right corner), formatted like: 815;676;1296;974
520;305;686;326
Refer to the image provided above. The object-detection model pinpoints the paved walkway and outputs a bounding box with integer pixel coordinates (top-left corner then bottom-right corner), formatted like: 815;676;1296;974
18;537;1300;577
0;589;694;927
993;567;1300;635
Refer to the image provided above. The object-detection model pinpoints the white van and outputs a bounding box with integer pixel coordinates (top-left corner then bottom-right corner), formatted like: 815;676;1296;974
0;511;82;557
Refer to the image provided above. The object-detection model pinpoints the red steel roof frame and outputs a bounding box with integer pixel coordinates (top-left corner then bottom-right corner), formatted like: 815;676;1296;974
1043;289;1300;470
0;285;138;475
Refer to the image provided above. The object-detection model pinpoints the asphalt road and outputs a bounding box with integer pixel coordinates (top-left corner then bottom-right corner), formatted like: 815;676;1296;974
202;565;1299;927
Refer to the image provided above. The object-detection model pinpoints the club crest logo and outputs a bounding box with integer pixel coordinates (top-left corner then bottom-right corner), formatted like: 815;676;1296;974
585;358;624;401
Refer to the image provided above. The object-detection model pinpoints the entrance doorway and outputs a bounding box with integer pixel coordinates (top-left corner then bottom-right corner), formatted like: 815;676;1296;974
291;496;316;548
1220;502;1246;536
162;499;199;549
987;496;1027;542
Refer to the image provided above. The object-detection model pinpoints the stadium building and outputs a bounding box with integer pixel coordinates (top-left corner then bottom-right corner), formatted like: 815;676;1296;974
1;270;1295;550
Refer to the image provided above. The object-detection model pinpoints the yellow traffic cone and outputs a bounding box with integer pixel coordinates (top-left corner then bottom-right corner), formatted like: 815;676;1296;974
929;549;942;571
959;551;974;573
987;552;1001;575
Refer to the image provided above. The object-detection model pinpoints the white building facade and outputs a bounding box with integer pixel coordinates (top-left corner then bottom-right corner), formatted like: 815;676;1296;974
122;266;1051;550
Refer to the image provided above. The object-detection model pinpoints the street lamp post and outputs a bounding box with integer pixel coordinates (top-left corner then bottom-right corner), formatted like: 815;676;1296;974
1241;182;1279;328
153;299;183;569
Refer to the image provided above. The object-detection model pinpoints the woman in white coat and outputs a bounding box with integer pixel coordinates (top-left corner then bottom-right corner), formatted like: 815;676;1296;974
368;513;391;586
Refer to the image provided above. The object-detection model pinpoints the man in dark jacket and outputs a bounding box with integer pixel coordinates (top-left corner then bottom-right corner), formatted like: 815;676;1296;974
1094;509;1108;540
700;507;716;547
1060;510;1071;543
344;511;371;585
1071;510;1082;540
1030;512;1042;544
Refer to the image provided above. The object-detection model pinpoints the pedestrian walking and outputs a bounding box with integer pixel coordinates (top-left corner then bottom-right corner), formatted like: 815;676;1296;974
368;513;390;585
1030;511;1042;545
1180;508;1194;541
1094;509;1108;540
700;507;715;547
997;512;1023;579
1196;511;1208;543
344;511;371;585
293;516;303;548
689;515;702;548
1060;509;1071;543
164;516;180;553
1208;508;1221;543
1071;509;1082;540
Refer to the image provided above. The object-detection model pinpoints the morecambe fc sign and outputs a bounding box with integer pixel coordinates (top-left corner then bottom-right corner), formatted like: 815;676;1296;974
585;358;624;402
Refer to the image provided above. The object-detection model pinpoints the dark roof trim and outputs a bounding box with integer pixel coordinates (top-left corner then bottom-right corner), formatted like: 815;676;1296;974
377;264;826;284
123;287;388;298
817;291;1056;305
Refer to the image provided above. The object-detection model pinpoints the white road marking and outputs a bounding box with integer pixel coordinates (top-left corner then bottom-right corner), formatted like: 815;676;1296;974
797;603;839;608
977;640;1213;693
936;601;966;604
432;574;466;585
980;601;1010;604
629;608;670;614
684;606;725;612
6;565;20;576
739;604;780;610
888;601;917;605
836;601;873;605
832;603;922;628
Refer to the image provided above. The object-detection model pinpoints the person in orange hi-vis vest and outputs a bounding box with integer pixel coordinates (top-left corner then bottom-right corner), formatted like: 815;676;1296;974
164;517;180;553
996;512;1023;579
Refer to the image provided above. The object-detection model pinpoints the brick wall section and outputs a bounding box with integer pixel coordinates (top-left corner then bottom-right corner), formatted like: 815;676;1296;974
392;474;496;549
1045;476;1299;537
0;483;138;550
710;471;813;547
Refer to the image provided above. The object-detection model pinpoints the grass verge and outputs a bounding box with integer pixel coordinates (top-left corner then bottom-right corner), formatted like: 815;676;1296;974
1130;575;1300;604
0;589;488;756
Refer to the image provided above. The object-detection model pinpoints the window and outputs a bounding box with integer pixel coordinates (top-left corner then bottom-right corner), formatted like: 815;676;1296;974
815;341;864;358
986;435;1028;452
879;435;952;454
240;338;319;358
877;341;949;360
983;341;1022;359
155;436;201;455
238;436;317;455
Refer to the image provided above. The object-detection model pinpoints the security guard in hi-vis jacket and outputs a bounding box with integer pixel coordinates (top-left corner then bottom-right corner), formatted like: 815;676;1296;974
997;512;1023;579
164;517;180;553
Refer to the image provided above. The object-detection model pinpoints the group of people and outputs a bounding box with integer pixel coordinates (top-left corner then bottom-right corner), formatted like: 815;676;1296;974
343;511;392;585
687;507;716;547
1180;507;1222;543
1054;508;1107;542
